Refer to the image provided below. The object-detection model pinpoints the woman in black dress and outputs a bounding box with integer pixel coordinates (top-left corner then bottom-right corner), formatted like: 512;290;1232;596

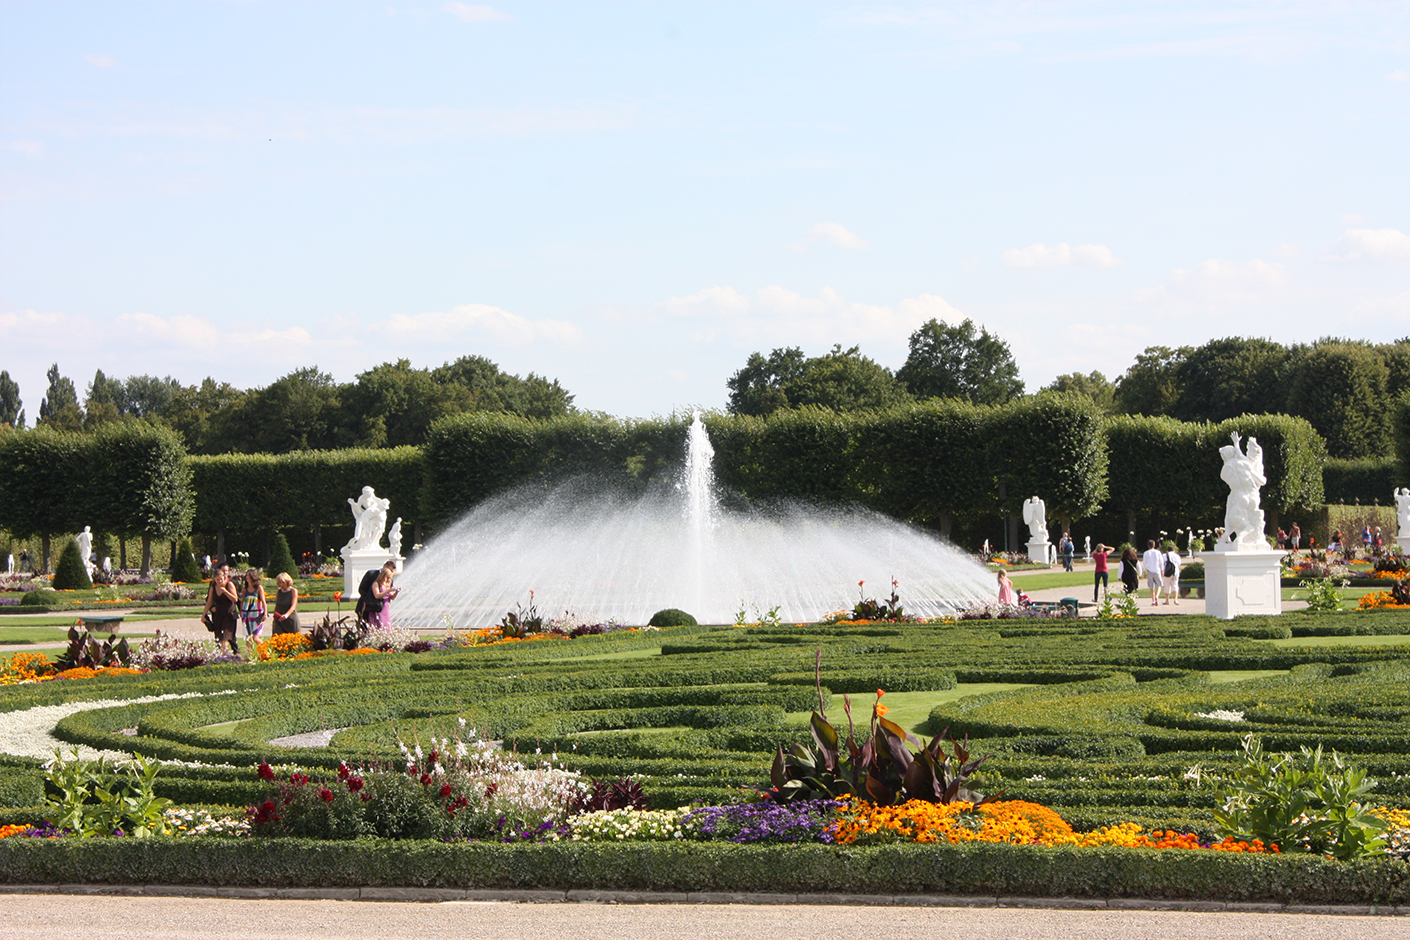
203;562;239;652
1120;547;1140;595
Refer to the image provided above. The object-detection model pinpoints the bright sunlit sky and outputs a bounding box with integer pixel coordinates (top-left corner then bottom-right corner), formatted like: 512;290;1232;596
2;2;1408;419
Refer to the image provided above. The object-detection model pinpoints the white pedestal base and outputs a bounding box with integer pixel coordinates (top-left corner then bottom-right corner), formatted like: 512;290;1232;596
341;548;403;599
1027;539;1052;567
1397;536;1410;555
1203;549;1283;620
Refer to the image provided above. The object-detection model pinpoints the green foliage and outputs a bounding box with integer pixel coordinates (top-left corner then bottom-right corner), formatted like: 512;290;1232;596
1213;734;1387;860
1112;345;1188;416
1173;338;1290;423
52;537;92;590
501;594;545;637
895;318;1024;406
37;363;81;430
267;533;297;580
0;370;23;428
648;608;697;627
1284;342;1391;458
727;345;912;416
1297;577;1349;612
1104;415;1208;513
42;749;173;838
1041;371;1115;413
170;538;203;583
1323;457;1400;505
987;395;1109;519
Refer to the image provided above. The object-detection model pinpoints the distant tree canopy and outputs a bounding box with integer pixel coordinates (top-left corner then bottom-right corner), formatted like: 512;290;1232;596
1041;371;1116;413
5;357;576;456
726;345;911;416
1112;336;1410;458
896;318;1024;406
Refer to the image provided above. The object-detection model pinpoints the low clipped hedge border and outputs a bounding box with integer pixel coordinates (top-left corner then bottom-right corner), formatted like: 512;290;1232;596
0;838;1406;904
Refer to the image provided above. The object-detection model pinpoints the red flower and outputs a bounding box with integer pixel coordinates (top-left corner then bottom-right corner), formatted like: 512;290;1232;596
337;763;350;780
318;788;335;803
439;784;452;799
290;772;309;786
419;773;433;786
257;762;275;781
347;776;364;792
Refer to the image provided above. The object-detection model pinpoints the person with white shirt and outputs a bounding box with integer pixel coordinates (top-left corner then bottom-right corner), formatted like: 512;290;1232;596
1161;543;1181;606
1140;540;1165;608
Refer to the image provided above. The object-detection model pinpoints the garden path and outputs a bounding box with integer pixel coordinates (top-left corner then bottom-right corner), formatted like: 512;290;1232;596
0;895;1400;940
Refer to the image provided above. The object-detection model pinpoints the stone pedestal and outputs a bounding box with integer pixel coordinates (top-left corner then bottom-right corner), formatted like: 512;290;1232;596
341;547;403;600
1027;539;1052;567
1397;536;1410;555
1203;548;1282;620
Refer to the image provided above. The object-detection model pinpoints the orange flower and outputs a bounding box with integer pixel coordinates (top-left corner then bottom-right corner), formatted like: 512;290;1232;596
333;591;343;602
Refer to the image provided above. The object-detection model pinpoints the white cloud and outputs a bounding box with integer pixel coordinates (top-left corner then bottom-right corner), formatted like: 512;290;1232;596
807;221;870;250
84;54;116;68
1322;229;1410;264
377;303;582;345
117;312;315;351
443;3;511;22
1001;242;1121;269
1389;70;1409;83
2;140;43;156
1267;243;1300;259
663;285;957;348
1135;258;1287;309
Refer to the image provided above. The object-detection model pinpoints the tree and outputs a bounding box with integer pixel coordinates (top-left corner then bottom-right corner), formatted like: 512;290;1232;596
1283;342;1390;458
37;363;82;430
1171;337;1290;422
52;536;92;591
0;371;22;428
725;346;911;415
1042;371;1116;413
122;374;182;418
895;318;1024;405
267;533;298;579
430;355;575;419
86;369;126;413
162;378;247;454
1113;346;1187;416
171;537;203;583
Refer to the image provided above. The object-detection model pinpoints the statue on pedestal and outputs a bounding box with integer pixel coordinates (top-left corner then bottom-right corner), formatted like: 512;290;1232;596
1022;496;1048;544
75;526;95;578
388;518;403;558
1395;487;1410;541
1218;433;1266;548
344;487;391;552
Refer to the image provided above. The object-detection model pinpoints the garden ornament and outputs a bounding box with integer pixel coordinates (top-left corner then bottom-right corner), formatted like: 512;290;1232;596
75;526;95;578
388;517;403;558
1022;496;1048;543
1218;433;1266;548
1395;487;1410;540
345;486;392;551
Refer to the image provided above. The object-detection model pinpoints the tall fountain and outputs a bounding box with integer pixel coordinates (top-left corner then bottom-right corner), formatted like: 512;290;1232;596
394;413;997;626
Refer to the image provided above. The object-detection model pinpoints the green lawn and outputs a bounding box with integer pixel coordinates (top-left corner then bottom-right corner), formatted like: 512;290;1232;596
787;683;1034;737
1004;571;1092;591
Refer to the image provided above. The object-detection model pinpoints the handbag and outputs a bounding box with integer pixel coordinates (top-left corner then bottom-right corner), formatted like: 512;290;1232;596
201;611;216;632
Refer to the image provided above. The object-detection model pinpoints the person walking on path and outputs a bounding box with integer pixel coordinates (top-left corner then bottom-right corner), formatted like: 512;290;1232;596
1160;542;1181;606
203;562;238;653
1059;532;1075;572
1141;540;1164;607
1120;547;1140;595
1290;523;1301;552
239;568;267;646
1091;543;1110;601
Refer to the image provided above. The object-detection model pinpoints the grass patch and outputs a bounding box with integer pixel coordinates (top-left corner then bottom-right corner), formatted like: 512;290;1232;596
1004;571;1092;591
786;684;1035;737
1205;669;1288;684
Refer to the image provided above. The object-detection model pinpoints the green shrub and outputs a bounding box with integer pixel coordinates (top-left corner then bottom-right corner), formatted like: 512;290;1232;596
649;608;697;627
19;589;62;607
51;537;91;591
170;537;203;583
267;533;297;580
1182;561;1205;580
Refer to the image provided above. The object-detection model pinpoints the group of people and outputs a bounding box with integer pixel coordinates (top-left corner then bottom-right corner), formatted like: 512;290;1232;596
1090;540;1183;607
200;558;399;653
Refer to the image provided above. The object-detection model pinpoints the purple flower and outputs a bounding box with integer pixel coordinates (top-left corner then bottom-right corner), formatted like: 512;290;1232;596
684;799;839;844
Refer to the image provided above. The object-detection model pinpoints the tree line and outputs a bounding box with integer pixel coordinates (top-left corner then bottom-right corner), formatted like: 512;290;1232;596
0;357;575;455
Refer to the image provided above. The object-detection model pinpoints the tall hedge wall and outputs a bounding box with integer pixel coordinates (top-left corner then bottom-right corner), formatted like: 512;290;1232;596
1323;457;1400;506
189;446;425;536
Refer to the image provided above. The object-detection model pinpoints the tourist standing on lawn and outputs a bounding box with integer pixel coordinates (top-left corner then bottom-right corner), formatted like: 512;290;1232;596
997;569;1016;606
1161;542;1181;606
1120;547;1140;595
372;566;400;628
272;571;300;634
1091;543;1110;601
203;562;239;652
239;568;267;641
1141;540;1165;607
1059;532;1075;572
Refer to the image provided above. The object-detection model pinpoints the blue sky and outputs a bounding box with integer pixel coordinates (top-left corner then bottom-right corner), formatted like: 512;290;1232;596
2;1;1408;419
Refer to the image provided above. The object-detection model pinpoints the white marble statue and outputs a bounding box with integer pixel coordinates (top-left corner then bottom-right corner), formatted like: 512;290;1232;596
1218;432;1267;548
75;526;95;577
102;556;112;574
5;554;12;574
1021;496;1048;543
388;517;403;558
1084;535;1092;559
982;539;990;556
1396;487;1410;540
344;486;392;551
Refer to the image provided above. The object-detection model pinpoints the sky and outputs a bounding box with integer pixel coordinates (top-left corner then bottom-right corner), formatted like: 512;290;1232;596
2;1;1408;420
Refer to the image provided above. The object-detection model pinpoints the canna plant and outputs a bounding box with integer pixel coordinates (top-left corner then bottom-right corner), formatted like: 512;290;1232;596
769;650;1001;807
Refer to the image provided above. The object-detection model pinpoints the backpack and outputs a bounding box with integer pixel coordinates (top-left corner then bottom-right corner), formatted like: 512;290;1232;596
1163;555;1176;578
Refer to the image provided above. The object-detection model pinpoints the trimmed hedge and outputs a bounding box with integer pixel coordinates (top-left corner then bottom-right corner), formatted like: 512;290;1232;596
0;838;1406;903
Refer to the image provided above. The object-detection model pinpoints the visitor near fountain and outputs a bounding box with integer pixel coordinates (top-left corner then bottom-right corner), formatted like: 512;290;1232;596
997;570;1016;606
371;567;399;629
356;560;398;624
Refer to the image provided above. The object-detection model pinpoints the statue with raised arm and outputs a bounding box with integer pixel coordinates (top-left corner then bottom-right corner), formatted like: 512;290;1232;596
1218;432;1267;548
1021;496;1048;544
344;486;391;551
388;517;403;558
